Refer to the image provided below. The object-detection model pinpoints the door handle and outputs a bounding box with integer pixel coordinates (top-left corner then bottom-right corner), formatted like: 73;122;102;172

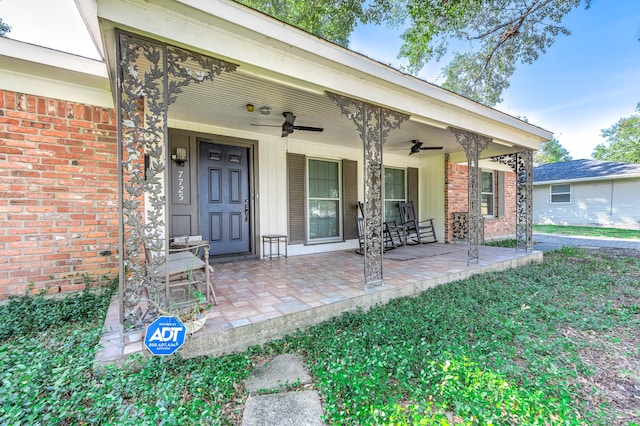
244;199;249;222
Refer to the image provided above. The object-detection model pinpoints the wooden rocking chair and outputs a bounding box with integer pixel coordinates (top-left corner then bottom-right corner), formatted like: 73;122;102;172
398;201;437;244
356;202;405;253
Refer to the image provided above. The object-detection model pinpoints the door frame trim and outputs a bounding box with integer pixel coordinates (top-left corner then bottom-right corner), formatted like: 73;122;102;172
169;128;260;260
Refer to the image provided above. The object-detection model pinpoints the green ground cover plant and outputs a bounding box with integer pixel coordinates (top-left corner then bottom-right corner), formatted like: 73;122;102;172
534;224;640;240
1;247;638;424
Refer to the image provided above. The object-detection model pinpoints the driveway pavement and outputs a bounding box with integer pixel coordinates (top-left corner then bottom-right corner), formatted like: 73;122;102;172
533;233;640;252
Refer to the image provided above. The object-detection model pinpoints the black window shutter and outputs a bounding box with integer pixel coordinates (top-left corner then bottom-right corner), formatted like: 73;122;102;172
407;167;419;215
498;171;505;217
342;159;358;240
287;153;306;244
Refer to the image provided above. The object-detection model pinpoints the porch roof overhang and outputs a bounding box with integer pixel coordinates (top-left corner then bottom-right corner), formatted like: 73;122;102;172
533;174;640;186
0;37;112;107
81;0;552;157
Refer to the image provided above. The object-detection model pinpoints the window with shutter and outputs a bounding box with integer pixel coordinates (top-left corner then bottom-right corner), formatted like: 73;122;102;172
307;158;341;242
288;154;357;244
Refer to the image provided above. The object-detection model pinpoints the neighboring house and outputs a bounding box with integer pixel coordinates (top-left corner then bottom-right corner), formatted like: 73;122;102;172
533;159;640;229
0;0;552;301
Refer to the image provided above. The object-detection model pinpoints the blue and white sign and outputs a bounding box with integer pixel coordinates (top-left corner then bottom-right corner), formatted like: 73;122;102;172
144;316;186;356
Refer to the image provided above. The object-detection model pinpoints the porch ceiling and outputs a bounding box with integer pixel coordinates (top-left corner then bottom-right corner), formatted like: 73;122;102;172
169;67;457;156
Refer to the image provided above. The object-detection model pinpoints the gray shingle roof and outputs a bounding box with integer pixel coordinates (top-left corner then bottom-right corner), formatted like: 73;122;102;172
533;159;640;183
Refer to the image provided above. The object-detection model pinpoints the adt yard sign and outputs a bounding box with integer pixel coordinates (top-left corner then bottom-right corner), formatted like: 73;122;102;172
144;316;186;356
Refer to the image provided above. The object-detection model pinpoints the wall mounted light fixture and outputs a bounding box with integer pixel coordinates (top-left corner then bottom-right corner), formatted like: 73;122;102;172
172;147;187;166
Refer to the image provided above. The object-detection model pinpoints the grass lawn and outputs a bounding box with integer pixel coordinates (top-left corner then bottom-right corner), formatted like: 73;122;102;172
1;247;639;425
534;224;640;240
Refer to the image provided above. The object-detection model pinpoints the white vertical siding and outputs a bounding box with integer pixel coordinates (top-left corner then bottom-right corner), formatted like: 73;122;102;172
418;154;446;241
168;119;448;254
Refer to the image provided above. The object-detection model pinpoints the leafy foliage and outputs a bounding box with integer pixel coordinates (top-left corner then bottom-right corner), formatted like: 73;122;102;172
0;18;10;37
2;248;638;424
0;284;252;425
399;0;591;105
534;137;572;164
235;0;592;106
592;102;640;163
234;0;386;47
0;282;116;341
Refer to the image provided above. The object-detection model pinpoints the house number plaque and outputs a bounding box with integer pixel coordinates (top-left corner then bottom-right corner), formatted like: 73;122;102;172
172;166;190;204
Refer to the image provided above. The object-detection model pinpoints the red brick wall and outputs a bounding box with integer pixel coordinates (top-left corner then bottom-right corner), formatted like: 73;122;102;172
0;90;118;299
445;155;517;242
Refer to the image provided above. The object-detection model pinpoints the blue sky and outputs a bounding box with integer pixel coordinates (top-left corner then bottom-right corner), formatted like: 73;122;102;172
351;0;640;160
2;0;638;159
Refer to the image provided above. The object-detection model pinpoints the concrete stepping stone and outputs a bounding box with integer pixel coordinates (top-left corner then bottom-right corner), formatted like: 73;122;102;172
245;354;312;393
241;390;325;426
242;354;325;425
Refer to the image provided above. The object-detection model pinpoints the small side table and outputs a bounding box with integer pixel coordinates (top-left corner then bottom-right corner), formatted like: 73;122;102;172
262;234;288;261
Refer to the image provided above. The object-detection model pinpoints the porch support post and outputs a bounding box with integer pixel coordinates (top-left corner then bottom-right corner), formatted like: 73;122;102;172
492;150;534;251
326;91;409;288
448;127;491;264
116;32;237;342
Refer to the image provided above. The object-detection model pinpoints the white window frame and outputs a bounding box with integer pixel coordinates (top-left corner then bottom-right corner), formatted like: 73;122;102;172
306;158;342;243
550;184;571;204
481;170;495;216
383;167;406;224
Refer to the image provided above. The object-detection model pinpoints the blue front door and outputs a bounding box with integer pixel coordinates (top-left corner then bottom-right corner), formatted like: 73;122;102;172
199;142;251;256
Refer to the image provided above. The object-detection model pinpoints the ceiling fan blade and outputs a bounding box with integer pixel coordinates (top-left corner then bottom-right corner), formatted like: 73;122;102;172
250;123;281;128
292;125;324;132
409;145;443;155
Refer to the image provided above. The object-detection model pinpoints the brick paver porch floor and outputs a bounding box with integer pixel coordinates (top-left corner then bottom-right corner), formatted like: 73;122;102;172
96;243;541;364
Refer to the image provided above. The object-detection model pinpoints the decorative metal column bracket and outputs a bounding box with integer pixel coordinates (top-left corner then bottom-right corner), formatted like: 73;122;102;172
117;32;238;341
492;150;534;251
448;127;491;264
326;91;409;288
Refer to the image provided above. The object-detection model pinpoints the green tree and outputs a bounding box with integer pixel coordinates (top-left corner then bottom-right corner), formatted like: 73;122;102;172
592;103;640;164
534;137;572;164
235;0;386;47
398;0;591;106
0;18;10;37
236;1;591;107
